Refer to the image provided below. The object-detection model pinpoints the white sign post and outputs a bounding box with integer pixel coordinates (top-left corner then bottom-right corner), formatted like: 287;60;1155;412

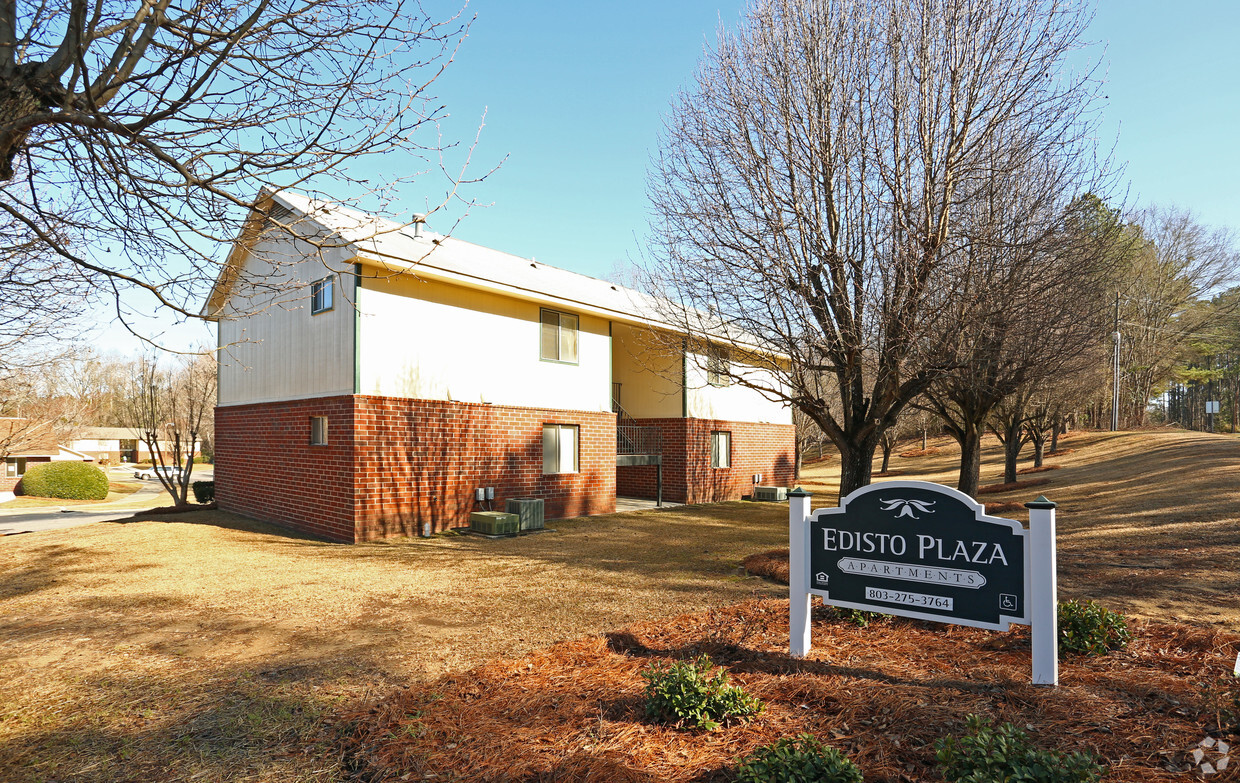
788;481;1060;686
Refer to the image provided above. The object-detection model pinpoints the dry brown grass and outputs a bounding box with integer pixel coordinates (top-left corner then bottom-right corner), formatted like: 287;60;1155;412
1;428;1239;781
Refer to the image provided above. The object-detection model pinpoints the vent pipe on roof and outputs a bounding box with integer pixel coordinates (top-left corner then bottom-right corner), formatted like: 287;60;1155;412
411;212;427;239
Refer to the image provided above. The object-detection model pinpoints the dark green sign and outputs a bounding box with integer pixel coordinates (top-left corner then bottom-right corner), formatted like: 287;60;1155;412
808;481;1028;630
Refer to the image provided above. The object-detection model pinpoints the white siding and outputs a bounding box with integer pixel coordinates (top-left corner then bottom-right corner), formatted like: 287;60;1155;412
357;274;611;412
217;234;356;406
685;350;792;424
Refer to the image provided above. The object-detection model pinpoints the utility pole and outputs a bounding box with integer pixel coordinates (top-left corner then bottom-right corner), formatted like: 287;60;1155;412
1111;292;1120;431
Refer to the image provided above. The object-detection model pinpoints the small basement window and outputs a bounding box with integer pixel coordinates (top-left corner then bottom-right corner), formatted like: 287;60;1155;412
710;431;731;469
540;309;579;364
311;275;334;314
542;424;579;474
310;416;329;445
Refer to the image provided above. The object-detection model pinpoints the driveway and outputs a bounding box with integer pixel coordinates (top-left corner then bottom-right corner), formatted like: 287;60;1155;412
0;465;211;537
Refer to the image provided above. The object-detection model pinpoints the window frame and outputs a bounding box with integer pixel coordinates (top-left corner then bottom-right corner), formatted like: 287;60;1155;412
710;430;732;469
310;275;335;315
706;348;731;387
539;308;579;365
542;423;580;474
310;416;329;446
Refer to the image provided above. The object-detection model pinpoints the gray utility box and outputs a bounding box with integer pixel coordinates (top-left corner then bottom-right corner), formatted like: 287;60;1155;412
470;511;519;536
505;498;545;531
754;486;788;502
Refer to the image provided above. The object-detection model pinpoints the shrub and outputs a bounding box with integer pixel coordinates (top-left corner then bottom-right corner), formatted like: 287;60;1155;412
735;734;863;783
641;654;762;730
1058;600;1131;657
19;461;109;500
191;481;215;503
936;714;1106;783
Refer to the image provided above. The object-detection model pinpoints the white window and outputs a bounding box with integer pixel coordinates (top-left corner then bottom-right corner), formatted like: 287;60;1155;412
311;276;334;314
542;424;579;474
540;309;579;363
310;416;329;445
711;431;731;468
706;348;731;387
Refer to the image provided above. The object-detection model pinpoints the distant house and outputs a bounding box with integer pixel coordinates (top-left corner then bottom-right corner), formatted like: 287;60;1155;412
67;427;151;464
0;418;91;494
204;192;795;543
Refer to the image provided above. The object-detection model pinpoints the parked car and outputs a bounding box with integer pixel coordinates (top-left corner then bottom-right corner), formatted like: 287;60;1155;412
134;465;180;481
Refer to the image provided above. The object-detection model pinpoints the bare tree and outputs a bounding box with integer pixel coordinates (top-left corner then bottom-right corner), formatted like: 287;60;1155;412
123;353;216;506
645;0;1106;496
1114;207;1240;426
0;359;83;460
0;1;481;341
917;194;1115;496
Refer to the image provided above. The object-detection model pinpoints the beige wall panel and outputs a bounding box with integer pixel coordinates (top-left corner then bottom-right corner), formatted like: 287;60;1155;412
685;351;792;424
357;275;611;412
217;235;355;405
610;324;682;418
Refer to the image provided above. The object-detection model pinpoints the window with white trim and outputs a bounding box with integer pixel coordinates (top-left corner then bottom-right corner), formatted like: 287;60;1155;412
4;458;26;478
710;431;731;468
310;416;329;445
311;275;334;314
540;309;579;363
542;424;579;474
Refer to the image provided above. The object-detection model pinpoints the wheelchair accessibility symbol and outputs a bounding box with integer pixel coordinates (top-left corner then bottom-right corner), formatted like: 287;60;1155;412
999;593;1018;612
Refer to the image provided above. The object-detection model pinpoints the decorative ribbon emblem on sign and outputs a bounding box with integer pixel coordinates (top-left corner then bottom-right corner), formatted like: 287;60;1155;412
878;498;936;518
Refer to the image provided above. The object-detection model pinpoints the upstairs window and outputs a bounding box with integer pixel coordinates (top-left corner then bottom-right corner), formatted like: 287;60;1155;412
311;275;334;314
310;416;329;445
540;309;579;363
706;348;731;387
542;424;579;474
710;431;731;468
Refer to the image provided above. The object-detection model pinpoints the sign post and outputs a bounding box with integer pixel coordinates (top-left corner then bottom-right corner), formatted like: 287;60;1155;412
1026;495;1058;685
788;480;1059;686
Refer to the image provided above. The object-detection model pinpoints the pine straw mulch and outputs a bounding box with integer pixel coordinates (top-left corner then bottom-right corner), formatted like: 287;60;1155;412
1048;448;1077;457
1017;464;1061;475
339;599;1240;782
899;447;942;458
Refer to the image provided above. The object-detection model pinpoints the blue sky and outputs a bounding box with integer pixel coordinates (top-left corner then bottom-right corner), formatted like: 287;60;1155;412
415;0;1240;281
98;0;1240;352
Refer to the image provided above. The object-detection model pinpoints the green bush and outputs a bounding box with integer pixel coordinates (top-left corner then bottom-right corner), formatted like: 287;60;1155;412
19;461;109;500
191;481;215;503
936;714;1106;783
641;654;762;730
735;734;863;783
1058;600;1131;657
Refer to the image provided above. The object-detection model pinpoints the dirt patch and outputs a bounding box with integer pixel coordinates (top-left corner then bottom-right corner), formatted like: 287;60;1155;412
342;599;1240;782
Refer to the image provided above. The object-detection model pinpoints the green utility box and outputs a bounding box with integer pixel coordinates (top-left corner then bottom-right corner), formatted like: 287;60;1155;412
505;498;545;531
469;511;519;536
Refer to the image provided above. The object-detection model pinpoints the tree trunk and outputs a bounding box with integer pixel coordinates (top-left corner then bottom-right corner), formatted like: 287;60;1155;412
880;442;892;473
1032;434;1046;467
922;428;927;450
956;427;982;498
1049;416;1061;453
837;435;879;499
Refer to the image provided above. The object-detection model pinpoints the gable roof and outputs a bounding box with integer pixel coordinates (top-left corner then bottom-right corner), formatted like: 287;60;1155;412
205;190;774;354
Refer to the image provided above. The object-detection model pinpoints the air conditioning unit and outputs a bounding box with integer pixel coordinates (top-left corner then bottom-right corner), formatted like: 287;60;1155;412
505;498;545;531
754;486;788;502
469;511;519;536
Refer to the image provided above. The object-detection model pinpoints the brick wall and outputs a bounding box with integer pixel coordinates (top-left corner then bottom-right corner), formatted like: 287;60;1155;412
215;396;358;542
616;418;795;504
216;395;617;543
351;396;616;540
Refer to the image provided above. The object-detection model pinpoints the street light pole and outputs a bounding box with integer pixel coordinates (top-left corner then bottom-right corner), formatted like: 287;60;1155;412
1111;292;1120;432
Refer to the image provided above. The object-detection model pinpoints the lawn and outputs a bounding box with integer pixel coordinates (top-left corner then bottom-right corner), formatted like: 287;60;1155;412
0;428;1237;781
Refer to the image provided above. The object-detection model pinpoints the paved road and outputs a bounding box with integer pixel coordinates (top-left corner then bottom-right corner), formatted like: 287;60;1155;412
0;466;212;538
